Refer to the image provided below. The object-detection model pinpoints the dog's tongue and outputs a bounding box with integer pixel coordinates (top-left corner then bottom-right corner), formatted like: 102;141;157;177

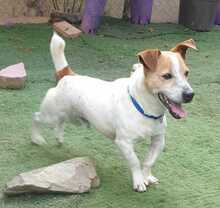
170;102;187;118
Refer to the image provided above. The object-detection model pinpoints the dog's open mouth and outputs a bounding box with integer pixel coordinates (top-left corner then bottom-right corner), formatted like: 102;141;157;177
158;93;187;119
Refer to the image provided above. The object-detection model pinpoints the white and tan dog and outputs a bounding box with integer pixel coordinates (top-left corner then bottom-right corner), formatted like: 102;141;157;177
32;33;197;192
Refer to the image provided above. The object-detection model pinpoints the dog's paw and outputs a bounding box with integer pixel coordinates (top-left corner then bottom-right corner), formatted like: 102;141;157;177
56;137;64;146
133;173;147;192
145;175;159;186
133;182;147;192
56;140;64;147
31;135;47;145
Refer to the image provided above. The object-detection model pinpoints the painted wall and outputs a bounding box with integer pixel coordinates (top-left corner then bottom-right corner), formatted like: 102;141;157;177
151;0;180;23
0;0;180;23
0;0;50;19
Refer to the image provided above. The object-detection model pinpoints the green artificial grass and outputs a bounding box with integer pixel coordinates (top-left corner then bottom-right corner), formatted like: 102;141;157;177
0;18;220;208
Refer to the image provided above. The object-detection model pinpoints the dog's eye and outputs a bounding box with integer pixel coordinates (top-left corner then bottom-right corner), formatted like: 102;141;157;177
185;71;189;77
162;73;172;80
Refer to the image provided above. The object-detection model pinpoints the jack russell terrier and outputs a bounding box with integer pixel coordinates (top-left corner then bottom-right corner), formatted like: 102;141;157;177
32;32;197;192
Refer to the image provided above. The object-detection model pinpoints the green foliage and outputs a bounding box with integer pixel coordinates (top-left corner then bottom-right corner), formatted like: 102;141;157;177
0;18;220;208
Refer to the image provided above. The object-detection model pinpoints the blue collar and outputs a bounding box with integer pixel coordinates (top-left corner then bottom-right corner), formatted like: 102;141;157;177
128;88;164;120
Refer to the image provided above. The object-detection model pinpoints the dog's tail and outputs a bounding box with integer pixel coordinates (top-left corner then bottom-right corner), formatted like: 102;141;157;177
50;32;75;81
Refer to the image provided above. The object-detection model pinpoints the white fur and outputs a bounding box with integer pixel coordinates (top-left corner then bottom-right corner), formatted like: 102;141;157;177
162;52;193;103
32;34;190;192
50;32;68;71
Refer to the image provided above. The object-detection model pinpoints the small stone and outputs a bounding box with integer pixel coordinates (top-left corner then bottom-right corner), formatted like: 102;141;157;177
53;21;82;38
0;63;26;89
4;158;100;195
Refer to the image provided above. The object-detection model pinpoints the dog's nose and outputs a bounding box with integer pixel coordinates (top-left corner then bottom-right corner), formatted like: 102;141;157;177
182;91;194;103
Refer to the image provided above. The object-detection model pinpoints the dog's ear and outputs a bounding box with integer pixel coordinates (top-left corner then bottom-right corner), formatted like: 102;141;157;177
137;49;161;71
171;39;198;59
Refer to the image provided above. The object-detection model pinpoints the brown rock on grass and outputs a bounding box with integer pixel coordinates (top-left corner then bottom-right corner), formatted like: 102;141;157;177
4;158;100;195
0;63;26;89
53;21;82;38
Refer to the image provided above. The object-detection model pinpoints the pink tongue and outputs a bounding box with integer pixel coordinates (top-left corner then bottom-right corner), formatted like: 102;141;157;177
170;103;187;118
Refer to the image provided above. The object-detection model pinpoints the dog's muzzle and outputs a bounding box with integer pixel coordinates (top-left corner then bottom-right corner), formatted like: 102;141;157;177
158;93;190;119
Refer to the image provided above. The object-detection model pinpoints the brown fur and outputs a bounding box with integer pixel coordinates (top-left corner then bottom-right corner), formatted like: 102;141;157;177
55;66;75;81
137;49;161;71
143;53;173;92
170;39;198;59
137;39;197;93
144;53;190;93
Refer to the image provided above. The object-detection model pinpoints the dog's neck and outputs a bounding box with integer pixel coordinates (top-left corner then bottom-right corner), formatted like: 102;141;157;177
128;64;166;117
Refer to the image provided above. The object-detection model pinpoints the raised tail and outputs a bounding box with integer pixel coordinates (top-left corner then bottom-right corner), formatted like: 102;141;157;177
50;32;75;81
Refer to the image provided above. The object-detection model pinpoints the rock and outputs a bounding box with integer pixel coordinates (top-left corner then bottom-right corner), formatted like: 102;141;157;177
53;21;82;38
0;63;26;89
4;158;100;195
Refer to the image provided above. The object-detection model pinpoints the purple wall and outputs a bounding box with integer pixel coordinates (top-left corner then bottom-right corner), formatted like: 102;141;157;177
130;0;153;24
215;1;220;25
81;0;107;34
81;0;154;34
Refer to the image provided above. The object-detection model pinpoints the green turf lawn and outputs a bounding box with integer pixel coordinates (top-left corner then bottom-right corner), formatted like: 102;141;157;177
0;18;220;208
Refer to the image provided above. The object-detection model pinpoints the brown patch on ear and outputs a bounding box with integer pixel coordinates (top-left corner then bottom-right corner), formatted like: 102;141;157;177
55;66;75;81
137;49;161;71
171;39;198;59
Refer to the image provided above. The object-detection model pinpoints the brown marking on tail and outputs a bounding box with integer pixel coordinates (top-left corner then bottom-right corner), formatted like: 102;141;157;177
55;66;75;81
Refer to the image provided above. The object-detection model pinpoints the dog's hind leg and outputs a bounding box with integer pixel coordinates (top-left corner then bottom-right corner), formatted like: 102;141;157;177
32;112;47;145
142;134;165;185
54;120;65;145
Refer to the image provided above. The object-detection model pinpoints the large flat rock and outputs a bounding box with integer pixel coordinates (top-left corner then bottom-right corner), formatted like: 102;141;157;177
0;63;26;89
4;157;100;195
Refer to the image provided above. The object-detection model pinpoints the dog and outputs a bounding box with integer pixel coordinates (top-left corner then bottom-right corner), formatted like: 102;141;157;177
32;32;197;192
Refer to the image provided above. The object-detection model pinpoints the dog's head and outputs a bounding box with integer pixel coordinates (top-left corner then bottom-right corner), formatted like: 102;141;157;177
137;39;197;119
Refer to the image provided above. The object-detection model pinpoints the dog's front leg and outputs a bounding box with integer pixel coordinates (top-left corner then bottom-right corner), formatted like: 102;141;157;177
115;138;147;192
142;134;165;186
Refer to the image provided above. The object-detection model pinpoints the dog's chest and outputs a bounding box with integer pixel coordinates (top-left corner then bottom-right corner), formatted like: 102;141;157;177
116;106;167;139
132;116;166;138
